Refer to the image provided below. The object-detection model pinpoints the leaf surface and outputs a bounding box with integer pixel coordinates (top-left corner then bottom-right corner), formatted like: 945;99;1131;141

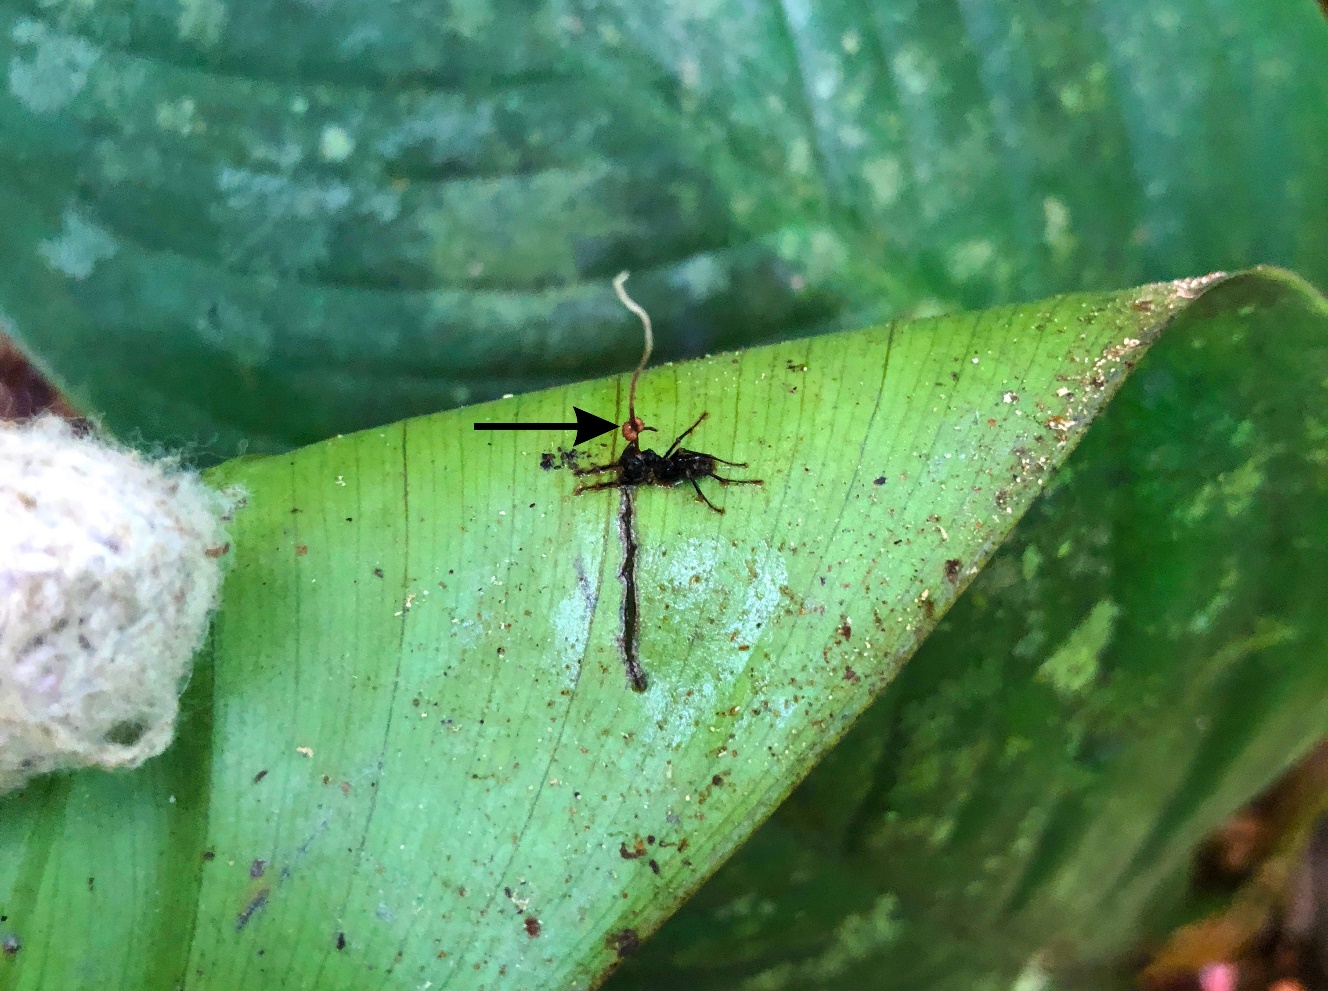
0;273;1272;990
612;268;1328;991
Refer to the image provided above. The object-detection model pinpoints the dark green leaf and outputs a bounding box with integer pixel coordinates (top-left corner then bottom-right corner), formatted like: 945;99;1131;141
0;2;1325;451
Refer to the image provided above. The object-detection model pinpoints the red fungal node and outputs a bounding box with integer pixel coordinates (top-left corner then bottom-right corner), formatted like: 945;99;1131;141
524;916;541;938
622;416;647;443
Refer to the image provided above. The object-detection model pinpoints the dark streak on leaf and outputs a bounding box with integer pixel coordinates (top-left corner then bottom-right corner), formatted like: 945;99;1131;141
617;488;648;692
235;889;269;931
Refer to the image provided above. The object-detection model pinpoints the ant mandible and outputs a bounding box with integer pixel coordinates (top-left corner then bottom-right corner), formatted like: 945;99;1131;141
572;273;763;514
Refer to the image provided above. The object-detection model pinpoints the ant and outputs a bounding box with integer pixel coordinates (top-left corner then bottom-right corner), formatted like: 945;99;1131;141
573;412;762;513
572;273;762;514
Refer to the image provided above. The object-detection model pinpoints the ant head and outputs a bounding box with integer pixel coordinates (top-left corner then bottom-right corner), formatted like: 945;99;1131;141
622;417;656;443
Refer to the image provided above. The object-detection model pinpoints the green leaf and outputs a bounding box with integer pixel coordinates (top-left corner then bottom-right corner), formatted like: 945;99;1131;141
611;267;1328;991
1;2;1326;451
10;270;1324;991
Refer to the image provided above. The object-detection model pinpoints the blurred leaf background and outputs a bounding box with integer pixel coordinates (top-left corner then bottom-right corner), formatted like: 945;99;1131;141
0;0;1324;454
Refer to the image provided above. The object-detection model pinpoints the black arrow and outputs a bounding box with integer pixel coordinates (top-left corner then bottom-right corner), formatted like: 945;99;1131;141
473;407;618;446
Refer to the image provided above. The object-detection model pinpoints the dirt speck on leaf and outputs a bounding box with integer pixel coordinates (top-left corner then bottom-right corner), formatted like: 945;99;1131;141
608;928;640;958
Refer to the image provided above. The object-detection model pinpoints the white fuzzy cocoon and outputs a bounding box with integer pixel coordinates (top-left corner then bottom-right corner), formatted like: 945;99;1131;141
0;417;231;794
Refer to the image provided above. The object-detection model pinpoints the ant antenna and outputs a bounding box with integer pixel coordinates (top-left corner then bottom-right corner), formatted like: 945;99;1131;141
613;271;656;443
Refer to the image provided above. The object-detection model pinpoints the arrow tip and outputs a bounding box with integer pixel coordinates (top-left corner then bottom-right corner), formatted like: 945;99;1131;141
573;407;618;446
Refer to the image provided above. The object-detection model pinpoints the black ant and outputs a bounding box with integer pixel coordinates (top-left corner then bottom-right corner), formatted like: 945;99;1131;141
572;273;762;514
574;272;763;693
573;412;762;513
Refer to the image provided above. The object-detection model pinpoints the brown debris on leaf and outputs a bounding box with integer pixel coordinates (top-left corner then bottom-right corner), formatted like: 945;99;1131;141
608;928;640;958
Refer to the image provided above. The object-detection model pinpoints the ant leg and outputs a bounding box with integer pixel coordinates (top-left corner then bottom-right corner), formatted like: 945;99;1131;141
573;479;627;495
708;456;748;468
710;476;764;486
572;463;620;477
665;412;709;458
690;479;723;513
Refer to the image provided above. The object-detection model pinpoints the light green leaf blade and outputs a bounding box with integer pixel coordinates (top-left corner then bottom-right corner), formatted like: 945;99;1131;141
0;274;1217;989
